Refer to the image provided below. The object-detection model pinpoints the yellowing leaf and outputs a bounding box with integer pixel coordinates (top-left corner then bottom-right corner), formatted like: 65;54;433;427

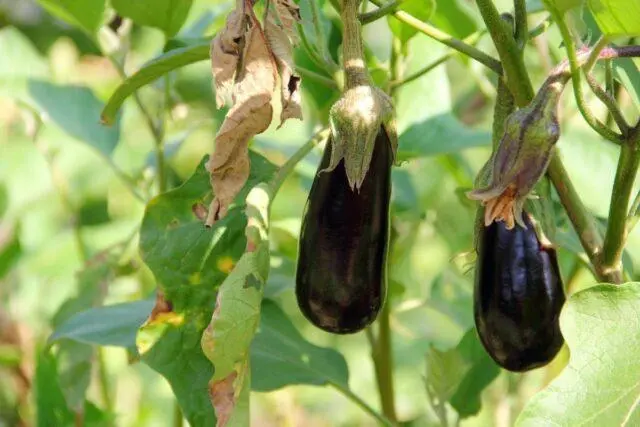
207;20;277;223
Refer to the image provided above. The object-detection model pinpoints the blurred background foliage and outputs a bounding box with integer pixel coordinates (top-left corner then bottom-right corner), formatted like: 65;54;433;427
0;0;639;426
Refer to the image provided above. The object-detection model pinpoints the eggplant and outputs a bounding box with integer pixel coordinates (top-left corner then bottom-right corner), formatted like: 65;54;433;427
295;130;392;334
475;212;565;371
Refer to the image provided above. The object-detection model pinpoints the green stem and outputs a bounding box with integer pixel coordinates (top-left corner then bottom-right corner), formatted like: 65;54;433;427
359;0;404;24
388;36;403;95
547;154;609;281
268;128;330;195
492;77;516;149
296;66;339;89
513;0;528;48
97;349;114;417
549;7;622;143
391;30;486;90
584;36;609;73
584;74;630;134
341;0;370;89
310;0;339;72
372;301;398;423
173;401;183;427
475;0;534;104
528;15;552;39
369;0;502;74
601;142;640;282
329;382;395;427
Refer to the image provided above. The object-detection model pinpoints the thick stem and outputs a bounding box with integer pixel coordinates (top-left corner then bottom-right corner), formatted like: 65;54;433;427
475;0;534;103
341;0;370;89
492;78;516;149
513;0;528;48
371;301;398;423
368;0;502;74
601;142;640;281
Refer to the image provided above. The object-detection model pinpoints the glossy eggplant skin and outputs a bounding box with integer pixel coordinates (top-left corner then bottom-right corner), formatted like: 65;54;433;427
475;213;565;371
295;130;392;334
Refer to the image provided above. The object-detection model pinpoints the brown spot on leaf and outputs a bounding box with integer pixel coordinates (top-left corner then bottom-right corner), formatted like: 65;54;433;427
148;291;173;323
209;371;238;427
192;202;208;222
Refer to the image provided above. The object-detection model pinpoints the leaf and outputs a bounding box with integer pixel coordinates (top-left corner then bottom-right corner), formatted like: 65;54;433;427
517;283;640;426
587;0;640;36
201;183;272;426
397;113;491;161
425;344;471;402
449;329;500;418
101;42;210;125
50;260;113;412
432;0;478;38
264;19;303;127
138;153;276;427
210;2;246;109
111;0;194;38
207;17;277;222
0;224;21;279
614;58;640;110
0;27;49;101
49;298;155;348
388;0;436;43
28;81;121;157
250;300;349;391
36;0;106;34
544;0;584;12
272;0;301;43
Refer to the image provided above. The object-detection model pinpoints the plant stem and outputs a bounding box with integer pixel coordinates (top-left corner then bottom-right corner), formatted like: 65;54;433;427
341;0;371;89
173;401;183;427
513;0;528;48
371;301;398;423
528;15;553;39
268;128;330;195
584;73;630;134
391;30;486;89
546;154;610;280
359;0;404;24
475;0;534;103
549;7;623;143
97;349;114;416
368;0;502;74
310;0;339;72
584;36;609;73
601;142;640;282
329;382;395;427
296;66;339;89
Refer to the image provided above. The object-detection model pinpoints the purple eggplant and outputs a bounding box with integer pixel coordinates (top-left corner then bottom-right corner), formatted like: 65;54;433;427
295;129;392;334
475;212;565;371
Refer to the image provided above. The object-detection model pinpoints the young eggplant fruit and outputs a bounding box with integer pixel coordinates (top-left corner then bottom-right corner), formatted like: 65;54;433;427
295;129;392;334
475;212;565;371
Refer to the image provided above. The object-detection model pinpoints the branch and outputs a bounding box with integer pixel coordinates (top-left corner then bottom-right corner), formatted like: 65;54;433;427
368;0;502;74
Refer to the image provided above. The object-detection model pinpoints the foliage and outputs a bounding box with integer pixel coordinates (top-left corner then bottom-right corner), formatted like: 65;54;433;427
1;0;640;426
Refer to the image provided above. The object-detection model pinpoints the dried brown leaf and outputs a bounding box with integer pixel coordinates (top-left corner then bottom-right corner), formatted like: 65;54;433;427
207;20;277;224
273;0;301;44
210;0;247;108
210;371;237;427
265;19;302;128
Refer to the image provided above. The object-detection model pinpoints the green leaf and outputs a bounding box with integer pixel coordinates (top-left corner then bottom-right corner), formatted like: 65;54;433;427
432;0;478;38
425;344;471;402
388;0;436;44
0;27;49;101
544;0;584;12
449;329;500;418
614;58;640;111
587;0;640;36
517;283;640;426
28;81;121;157
397;113;491;161
36;0;106;34
101;42;209;125
251;300;349;391
49;299;155;348
111;0;194;38
201;183;271;424
138;153;276;427
0;225;21;279
35;351;75;427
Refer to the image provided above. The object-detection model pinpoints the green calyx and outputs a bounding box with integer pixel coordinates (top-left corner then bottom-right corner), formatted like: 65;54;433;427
327;85;397;189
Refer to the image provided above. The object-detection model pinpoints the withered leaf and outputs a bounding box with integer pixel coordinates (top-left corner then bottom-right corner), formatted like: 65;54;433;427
272;0;301;44
265;19;303;128
210;371;237;427
207;19;277;224
210;0;247;108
